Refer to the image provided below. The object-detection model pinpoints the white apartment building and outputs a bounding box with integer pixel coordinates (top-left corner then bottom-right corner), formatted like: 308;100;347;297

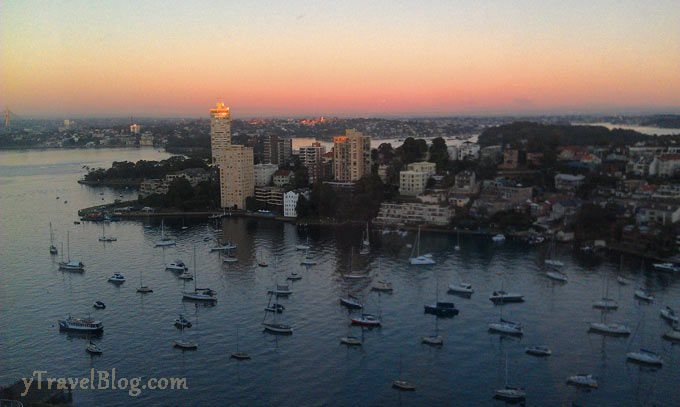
283;190;310;218
406;161;436;177
254;163;279;186
458;142;480;160
657;154;680;177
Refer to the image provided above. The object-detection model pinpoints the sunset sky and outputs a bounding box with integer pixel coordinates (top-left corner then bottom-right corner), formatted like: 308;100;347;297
2;0;679;118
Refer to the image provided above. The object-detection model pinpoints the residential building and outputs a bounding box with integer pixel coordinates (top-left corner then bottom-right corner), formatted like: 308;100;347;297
219;145;254;209
481;145;502;162
166;168;209;186
299;142;326;183
554;173;585;191
139;133;154;146
652;184;680;199
450;194;470;207
333;129;371;182
455;170;476;190
263;135;292;165
626;156;658;177
139;179;167;197
447;145;459;161
253;163;278;186
657;154;680;177
498;149;520;169
283;190;310;218
273;169;293;187
378;164;389;183
470;198;513;216
483;179;532;203
551;198;583;219
636;203;680;225
210;102;231;165
399;171;428;196
130;124;141;134
406;161;436;177
254;186;283;207
457;142;480;160
375;202;453;225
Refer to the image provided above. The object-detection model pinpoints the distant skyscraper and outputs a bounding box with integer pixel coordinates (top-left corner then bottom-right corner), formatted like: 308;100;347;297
130;124;141;134
333;129;371;182
263;135;292;165
300;142;327;183
219;145;254;209
210;102;231;164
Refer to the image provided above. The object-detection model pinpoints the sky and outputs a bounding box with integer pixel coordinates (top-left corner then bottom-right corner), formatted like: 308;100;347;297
2;0;680;118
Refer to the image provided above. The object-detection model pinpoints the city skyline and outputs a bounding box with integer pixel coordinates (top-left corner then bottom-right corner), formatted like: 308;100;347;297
3;0;680;117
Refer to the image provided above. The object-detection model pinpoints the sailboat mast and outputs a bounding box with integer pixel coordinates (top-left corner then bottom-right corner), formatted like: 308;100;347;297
504;351;509;387
67;231;71;262
50;222;54;246
193;245;197;292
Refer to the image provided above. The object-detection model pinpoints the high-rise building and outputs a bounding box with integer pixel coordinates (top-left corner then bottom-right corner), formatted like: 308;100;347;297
333;129;371;182
299;142;326;183
130;124;141;134
210;102;231;164
219;145;254;209
263;135;292;165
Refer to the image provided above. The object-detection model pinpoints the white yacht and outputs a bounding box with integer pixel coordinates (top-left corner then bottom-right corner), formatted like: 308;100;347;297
663;326;680;341
589;322;631;336
58;315;103;332
488;319;523;335
660;306;678;323
268;284;292;297
544;259;564;267
634;289;654;302
178;271;193;280
494;351;526;402
409;226;435;265
300;249;316;265
296;237;310;251
108;273;125;283
567;374;598;388
492;234;506;242
627;349;663;366
593;298;618;309
183;246;217;302
155;219;176;247
340;336;362;346
448;283;473;295
166;260;187;271
489;291;524;303
99;224;117;242
652;262;679;272
546;270;568;282
58;232;84;271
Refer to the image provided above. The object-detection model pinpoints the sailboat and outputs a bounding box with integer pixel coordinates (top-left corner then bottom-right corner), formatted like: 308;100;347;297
155;219;176;247
287;266;303;281
593;272;618;309
49;222;58;254
454;230;461;251
182;246;217;302
489;272;523;303
589;302;631;336
231;328;251;360
86;340;102;355
409;225;435;265
300;247;317;265
424;268;458;317
359;222;370;255
136;266;152;293
626;311;663;366
488;278;523;335
98;223;117;242
59;231;84;271
222;248;238;263
351;294;382;326
340;282;363;309
634;287;654;302
392;355;415;391
660;306;679;324
544;236;563;267
262;290;293;334
371;259;393;292
343;248;367;279
295;237;310;251
264;293;285;313
494;351;526;401
422;315;443;345
173;317;198;350
566;374;598;388
257;253;269;267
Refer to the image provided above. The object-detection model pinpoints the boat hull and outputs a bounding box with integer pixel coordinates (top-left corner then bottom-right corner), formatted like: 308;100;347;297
262;323;293;334
626;352;663;366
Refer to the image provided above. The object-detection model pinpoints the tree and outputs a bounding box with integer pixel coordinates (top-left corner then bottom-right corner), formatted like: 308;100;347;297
428;137;449;173
397;137;428;164
295;194;310;218
293;166;309;189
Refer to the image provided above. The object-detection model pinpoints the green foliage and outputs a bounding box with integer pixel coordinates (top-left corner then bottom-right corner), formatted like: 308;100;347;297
428;137;449;173
306;175;385;221
295;194;310;218
489;210;535;230
293;166;309;189
84;156;208;182
573;203;617;241
396;137;428;164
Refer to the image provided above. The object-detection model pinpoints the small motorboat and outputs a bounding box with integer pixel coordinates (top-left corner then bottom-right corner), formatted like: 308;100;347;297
340;296;363;309
287;271;302;281
588;322;631;336
526;346;552;357
660;306;679;323
98;236;117;242
372;280;393;292
268;284;292;296
663;326;680;341
86;341;102;355
262;323;293;334
546;271;568;282
137;285;153;293
634;289;654;302
264;303;285;313
178;271;193;280
295;244;310;250
392;380;415;391
93;301;106;309
617;276;631;285
173;339;198;350
340;336;362;346
421;335;443;346
108;273;125;283
488;319;523;335
567;374;598;388
423;302;459;317
494;386;526;402
448;283;473;295
174;314;192;328
73;221;81;225
627;349;663;366
489;291;524;303
492;234;506;242
343;273;368;280
652;263;680;272
166;261;188;271
593;298;618;310
351;314;381;327
409;254;435;265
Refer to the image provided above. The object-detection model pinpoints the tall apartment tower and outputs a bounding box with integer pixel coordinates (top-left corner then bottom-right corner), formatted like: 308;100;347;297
219;145;254;209
333;129;371;182
300;142;327;183
210;102;231;164
263;135;292;165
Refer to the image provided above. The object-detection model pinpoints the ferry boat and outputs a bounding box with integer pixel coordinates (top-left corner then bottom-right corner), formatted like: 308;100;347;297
58;315;103;332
